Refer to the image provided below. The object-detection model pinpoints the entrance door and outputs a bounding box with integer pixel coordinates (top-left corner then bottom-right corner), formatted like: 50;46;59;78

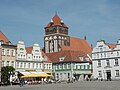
106;70;111;81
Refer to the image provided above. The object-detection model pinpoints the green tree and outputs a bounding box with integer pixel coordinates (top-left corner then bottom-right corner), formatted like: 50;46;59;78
1;66;15;83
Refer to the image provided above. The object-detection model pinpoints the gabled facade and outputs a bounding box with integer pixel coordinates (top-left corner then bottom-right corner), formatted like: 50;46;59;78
16;41;43;72
92;40;120;80
16;41;52;75
0;31;16;82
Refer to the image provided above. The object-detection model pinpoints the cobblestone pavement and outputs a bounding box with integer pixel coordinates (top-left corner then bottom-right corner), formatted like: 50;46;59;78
0;81;120;90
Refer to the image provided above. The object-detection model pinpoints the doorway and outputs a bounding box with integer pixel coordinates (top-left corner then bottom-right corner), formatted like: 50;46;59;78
106;70;111;81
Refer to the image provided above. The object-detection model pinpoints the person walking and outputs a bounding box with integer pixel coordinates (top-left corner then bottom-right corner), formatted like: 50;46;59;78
20;78;25;87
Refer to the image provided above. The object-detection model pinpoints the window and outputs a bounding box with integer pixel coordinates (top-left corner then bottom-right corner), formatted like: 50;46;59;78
100;48;103;52
117;52;119;56
73;63;76;69
67;64;71;69
7;49;10;56
17;62;19;68
81;65;84;69
28;63;30;68
11;61;14;67
85;65;88;69
24;62;26;68
98;71;102;77
47;64;48;69
115;59;119;66
98;60;101;67
97;54;99;58
59;64;62;69
11;50;15;56
33;63;34;68
7;61;9;66
2;49;5;55
48;64;51;69
20;48;24;50
59;57;65;61
56;64;59;70
2;61;4;67
89;65;92;69
36;63;38;68
101;53;102;58
39;63;41;69
116;70;119;76
77;65;80;69
104;53;106;58
63;64;67;69
106;60;110;66
20;62;23;68
79;57;83;61
35;50;39;52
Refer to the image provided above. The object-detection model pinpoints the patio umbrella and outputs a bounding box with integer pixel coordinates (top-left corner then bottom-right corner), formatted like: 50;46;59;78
21;73;52;78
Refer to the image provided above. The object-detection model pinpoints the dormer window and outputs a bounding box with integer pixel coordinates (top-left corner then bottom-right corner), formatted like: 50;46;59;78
59;56;65;61
85;57;89;61
79;57;83;61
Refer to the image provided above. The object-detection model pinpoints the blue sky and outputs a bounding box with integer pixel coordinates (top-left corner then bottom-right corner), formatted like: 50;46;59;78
0;0;120;48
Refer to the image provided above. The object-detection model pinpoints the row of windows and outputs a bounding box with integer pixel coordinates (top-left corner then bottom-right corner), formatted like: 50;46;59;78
55;64;92;70
98;59;119;67
17;62;52;70
2;61;14;67
75;65;92;70
56;64;71;70
56;73;70;79
93;51;120;59
2;49;15;56
17;62;42;69
98;70;120;77
18;54;41;60
44;64;52;70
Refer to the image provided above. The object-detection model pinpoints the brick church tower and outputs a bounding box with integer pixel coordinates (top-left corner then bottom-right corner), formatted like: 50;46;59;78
44;14;70;53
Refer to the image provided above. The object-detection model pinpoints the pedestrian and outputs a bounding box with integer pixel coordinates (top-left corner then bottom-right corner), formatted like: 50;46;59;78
20;78;25;87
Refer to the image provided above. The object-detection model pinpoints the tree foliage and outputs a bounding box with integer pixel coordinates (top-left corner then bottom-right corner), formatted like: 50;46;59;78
1;66;15;82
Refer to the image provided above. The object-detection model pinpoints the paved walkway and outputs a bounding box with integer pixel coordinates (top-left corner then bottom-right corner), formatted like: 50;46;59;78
0;81;120;90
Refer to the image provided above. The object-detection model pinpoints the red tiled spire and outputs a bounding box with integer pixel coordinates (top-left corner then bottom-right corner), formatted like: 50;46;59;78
45;14;68;28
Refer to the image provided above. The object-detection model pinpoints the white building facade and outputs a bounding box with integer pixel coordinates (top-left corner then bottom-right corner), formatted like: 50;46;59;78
92;40;120;80
16;41;48;74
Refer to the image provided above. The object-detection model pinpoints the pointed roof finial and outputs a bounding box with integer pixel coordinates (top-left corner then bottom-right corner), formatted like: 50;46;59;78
50;19;53;23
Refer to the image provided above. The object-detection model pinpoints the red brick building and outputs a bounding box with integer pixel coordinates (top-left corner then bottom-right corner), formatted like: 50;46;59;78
44;14;93;81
